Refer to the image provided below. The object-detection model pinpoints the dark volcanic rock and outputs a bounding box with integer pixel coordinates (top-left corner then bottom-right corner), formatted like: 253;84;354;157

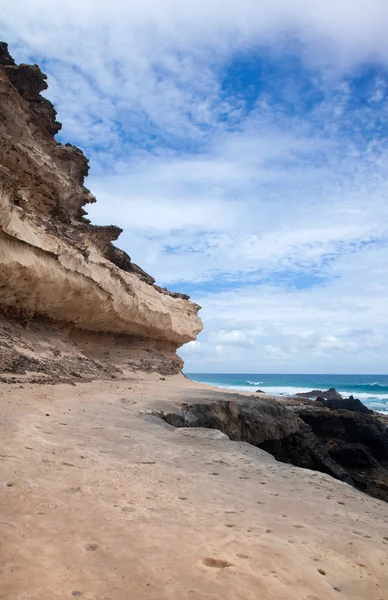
316;395;373;414
285;401;388;501
159;389;388;502
0;42;15;66
108;246;156;285
2;50;62;135
328;441;380;470
153;285;191;301
159;391;353;484
297;406;388;461
296;387;343;400
258;422;353;485
161;392;301;445
5;63;48;100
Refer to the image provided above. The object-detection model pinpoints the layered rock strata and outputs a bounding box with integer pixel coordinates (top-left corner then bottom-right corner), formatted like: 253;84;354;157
0;43;202;378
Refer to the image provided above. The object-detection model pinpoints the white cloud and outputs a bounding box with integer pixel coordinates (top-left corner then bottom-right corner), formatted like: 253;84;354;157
180;251;388;373
91;118;388;289
184;340;201;351
4;0;388;147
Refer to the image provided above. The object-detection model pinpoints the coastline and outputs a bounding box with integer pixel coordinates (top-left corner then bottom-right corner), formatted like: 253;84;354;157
186;373;388;414
1;373;387;599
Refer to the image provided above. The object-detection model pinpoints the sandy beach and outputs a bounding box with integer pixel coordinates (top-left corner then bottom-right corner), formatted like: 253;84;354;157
1;373;387;600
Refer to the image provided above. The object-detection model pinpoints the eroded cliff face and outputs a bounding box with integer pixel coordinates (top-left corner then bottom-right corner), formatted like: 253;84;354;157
0;43;202;379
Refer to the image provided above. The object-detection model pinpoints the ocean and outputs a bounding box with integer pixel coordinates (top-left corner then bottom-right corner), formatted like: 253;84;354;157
185;373;388;414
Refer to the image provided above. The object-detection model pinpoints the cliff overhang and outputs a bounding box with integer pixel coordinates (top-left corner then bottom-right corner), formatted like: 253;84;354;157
0;42;203;378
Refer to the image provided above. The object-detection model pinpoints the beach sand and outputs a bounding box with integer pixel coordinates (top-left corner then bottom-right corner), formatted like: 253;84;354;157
1;373;387;599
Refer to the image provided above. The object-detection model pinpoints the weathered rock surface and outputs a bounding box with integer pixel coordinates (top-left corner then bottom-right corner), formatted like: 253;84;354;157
316;395;373;414
296;387;343;400
160;391;302;443
0;43;202;377
158;389;388;501
289;401;388;500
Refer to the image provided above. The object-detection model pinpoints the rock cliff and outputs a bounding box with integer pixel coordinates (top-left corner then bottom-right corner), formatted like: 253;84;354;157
0;43;202;379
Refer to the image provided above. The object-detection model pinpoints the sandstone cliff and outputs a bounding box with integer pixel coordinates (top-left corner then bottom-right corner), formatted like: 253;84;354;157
0;43;202;379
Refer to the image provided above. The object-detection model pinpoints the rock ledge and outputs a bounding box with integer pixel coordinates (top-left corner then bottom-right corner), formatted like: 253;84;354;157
0;43;203;377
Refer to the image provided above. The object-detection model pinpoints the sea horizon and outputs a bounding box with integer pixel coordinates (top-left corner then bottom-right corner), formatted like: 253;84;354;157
185;372;388;414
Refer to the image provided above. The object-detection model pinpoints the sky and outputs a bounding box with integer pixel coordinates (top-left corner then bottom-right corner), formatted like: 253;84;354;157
2;0;388;374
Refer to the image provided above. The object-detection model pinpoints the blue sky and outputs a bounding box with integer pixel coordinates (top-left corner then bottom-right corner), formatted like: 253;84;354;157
3;0;388;373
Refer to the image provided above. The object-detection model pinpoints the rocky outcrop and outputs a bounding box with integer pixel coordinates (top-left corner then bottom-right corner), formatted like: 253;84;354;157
159;391;302;443
315;395;373;414
286;399;388;501
0;43;202;378
157;389;388;501
0;42;61;136
296;387;343;400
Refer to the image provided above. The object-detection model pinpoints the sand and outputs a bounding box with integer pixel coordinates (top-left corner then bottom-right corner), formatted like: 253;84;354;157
1;373;387;599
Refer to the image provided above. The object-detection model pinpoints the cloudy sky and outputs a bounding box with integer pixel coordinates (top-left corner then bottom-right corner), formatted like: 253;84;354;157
3;1;388;373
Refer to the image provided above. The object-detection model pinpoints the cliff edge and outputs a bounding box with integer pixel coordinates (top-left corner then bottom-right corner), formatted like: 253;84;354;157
0;43;202;379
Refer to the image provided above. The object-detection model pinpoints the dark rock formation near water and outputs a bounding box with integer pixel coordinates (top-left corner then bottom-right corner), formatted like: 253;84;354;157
316;395;373;414
158;389;388;502
161;392;301;443
286;398;388;499
296;387;343;400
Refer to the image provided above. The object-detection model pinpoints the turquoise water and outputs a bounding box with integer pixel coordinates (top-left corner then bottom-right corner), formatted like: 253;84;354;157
185;373;388;414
